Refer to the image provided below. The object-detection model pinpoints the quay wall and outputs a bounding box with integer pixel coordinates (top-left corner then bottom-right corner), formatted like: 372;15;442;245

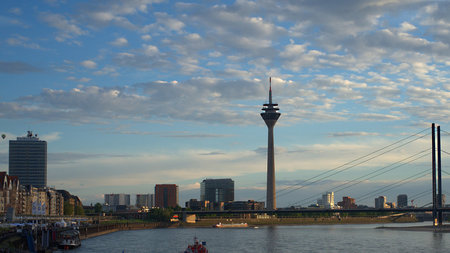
79;215;418;238
181;215;417;227
80;222;175;239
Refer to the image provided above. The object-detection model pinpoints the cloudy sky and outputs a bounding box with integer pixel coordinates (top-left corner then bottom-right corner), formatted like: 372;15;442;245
1;0;450;207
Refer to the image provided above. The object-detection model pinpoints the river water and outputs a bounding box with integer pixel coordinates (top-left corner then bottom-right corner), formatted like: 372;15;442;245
70;222;449;252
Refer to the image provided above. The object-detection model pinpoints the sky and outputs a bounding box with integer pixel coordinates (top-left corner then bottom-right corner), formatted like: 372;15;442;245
1;0;450;208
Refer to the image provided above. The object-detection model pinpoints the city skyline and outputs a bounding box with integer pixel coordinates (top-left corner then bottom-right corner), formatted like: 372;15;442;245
1;1;450;207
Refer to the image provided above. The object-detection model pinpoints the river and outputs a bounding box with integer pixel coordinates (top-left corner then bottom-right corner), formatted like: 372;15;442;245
69;222;449;252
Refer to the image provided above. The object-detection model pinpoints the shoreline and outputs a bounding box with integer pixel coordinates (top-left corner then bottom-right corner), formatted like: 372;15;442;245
377;224;450;233
80;222;178;240
80;216;421;239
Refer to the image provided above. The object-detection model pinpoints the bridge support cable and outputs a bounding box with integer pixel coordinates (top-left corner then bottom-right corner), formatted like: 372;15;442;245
273;129;430;202
292;167;429;207
409;189;432;207
330;150;429;194
440;129;450;136
441;170;450;176
287;149;429;207
354;169;429;204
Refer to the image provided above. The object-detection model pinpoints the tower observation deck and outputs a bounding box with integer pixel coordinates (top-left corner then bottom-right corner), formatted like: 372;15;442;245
261;78;280;210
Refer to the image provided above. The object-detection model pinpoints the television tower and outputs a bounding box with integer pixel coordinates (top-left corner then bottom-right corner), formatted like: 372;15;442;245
261;77;281;210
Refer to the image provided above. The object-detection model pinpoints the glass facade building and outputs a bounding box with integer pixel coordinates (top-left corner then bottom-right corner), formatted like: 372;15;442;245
9;131;47;187
200;178;234;203
104;193;131;206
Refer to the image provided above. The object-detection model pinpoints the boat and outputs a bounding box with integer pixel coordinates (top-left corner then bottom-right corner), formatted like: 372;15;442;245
184;237;208;253
58;229;81;250
213;222;248;228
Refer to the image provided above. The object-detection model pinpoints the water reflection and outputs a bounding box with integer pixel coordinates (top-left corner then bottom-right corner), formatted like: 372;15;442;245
432;232;444;251
266;226;278;253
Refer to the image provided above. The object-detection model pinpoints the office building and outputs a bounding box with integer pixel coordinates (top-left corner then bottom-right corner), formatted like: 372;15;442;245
9;131;47;187
375;196;387;209
224;200;265;211
337;196;357;209
104;193;130;206
136;194;154;208
322;192;335;209
386;202;396;208
185;199;210;211
155;184;178;208
261;78;281;210
200;178;234;203
397;194;408;208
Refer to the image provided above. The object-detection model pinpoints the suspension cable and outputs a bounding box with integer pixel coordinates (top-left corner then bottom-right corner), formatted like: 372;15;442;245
277;130;430;202
355;169;429;203
288;149;429;206
275;128;429;199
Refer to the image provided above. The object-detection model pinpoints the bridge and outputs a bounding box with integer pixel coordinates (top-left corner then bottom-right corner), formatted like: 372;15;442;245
175;123;449;227
178;207;450;216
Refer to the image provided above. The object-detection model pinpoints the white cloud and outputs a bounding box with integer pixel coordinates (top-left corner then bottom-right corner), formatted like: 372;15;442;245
80;60;97;69
209;51;222;57
41;132;61;142
74;0;165;30
357;113;403;121
66;76;91;82
41;13;87;42
143;44;159;56
141;34;151;41
6;35;42;49
9;7;22;15
93;66;117;76
110;37;128;46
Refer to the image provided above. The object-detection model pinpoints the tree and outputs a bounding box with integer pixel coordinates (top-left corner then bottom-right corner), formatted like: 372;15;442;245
75;205;85;215
147;208;173;222
64;202;74;216
94;203;103;213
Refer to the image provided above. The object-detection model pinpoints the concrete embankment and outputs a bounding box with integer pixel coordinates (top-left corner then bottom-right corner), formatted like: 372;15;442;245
377;224;450;233
80;222;175;239
180;216;417;227
77;216;419;240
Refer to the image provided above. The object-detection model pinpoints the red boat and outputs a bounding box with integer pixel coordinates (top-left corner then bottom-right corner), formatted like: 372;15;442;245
184;237;208;253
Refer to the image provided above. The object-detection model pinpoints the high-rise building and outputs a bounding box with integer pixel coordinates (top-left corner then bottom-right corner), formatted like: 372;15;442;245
337;196;357;209
397;194;408;208
104;193;130;206
261;78;281;210
322;192;335;209
9;131;47;187
136;194;154;208
375;196;387;209
200;178;234;203
155;184;179;208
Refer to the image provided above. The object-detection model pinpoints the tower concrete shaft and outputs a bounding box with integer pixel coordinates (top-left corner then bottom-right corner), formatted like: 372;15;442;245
261;79;280;210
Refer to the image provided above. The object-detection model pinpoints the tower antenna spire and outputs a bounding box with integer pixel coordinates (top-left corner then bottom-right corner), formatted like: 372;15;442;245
269;77;272;104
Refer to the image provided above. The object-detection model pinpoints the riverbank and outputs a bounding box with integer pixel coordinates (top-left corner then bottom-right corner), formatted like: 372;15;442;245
78;216;418;240
181;215;417;227
377;224;450;233
80;222;178;239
